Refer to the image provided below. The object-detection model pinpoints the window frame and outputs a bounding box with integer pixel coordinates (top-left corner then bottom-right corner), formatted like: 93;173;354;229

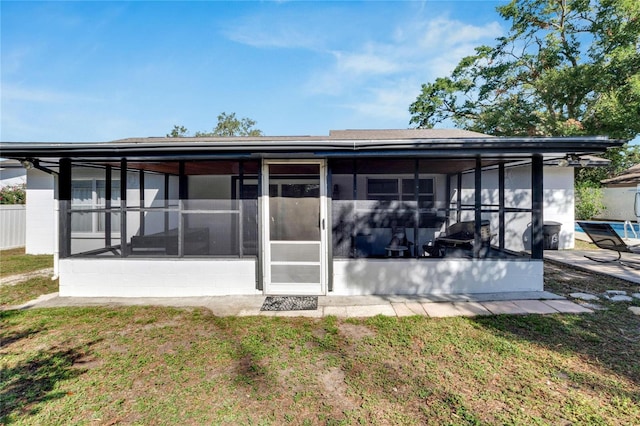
366;176;435;206
70;178;121;236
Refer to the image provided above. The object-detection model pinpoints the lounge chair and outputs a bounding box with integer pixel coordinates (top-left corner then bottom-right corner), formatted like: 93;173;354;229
576;221;640;269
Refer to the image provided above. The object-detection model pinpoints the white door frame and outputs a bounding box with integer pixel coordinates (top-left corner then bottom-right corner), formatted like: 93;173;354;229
261;159;328;295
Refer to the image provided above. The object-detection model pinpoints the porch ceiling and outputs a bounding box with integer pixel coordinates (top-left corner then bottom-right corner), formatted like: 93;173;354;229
54;158;507;176
0;135;622;164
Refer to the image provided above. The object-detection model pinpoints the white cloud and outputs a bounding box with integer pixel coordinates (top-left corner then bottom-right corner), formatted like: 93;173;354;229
1;3;506;141
304;15;503;126
320;17;503;91
2;85;99;104
417;18;501;50
333;50;401;76
222;4;504;129
343;81;418;123
222;15;326;50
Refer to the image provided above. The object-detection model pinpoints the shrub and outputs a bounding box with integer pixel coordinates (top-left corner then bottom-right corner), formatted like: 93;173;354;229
0;184;26;204
575;181;605;220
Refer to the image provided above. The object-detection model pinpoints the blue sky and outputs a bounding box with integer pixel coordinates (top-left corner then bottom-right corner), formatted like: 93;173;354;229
2;1;508;142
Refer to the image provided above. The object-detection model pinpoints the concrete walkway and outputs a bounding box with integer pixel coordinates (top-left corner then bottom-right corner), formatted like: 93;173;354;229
545;250;640;284
7;253;623;318
9;291;593;318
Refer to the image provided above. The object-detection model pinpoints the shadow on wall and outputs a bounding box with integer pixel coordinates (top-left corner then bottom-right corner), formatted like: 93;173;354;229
332;200;447;258
334;257;541;295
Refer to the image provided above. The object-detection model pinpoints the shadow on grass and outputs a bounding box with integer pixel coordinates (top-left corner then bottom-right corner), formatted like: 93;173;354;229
1;311;102;423
0;327;42;349
0;343;102;423
472;308;640;389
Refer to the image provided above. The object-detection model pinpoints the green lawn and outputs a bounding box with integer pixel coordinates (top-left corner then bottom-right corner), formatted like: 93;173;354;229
2;281;640;424
0;248;53;278
1;249;639;424
0;276;59;308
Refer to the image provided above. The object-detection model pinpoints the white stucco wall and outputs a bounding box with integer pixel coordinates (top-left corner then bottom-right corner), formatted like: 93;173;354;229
332;259;543;295
26;169;55;254
59;258;259;297
598;186;639;221
58;257;542;297
457;165;574;252
543;167;575;249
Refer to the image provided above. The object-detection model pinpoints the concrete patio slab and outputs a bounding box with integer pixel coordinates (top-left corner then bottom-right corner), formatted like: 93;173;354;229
392;302;428;317
545;250;640;284
543;300;593;314
481;301;528;315
262;309;323;318
513;300;560;314
451;302;493;317
345;304;396;318
6;291;595;318
421;302;490;317
421;303;458;317
323;306;349;317
386;291;564;304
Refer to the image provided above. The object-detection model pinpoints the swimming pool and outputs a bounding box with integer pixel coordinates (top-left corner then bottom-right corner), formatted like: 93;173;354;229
575;220;640;239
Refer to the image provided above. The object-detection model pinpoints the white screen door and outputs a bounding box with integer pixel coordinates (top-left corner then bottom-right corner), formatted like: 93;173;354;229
263;161;327;295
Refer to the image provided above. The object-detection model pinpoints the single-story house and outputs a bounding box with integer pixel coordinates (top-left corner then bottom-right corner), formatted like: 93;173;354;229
0;129;622;297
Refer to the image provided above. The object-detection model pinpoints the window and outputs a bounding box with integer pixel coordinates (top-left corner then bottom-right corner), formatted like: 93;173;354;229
402;178;434;208
71;179;120;233
367;179;398;202
367;178;434;207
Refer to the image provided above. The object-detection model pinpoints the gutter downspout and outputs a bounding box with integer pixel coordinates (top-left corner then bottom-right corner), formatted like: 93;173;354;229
52;173;59;281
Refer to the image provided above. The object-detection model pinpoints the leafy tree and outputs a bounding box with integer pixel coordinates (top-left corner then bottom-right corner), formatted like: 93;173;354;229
409;0;640;142
167;125;189;138
167;112;263;138
575;181;605;220
409;0;639;219
577;143;640;185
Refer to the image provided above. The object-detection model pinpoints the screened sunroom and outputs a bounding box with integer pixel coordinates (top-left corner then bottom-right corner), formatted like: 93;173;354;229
0;129;621;297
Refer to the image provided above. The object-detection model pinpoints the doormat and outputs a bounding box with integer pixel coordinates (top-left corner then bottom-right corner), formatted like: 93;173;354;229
261;296;318;311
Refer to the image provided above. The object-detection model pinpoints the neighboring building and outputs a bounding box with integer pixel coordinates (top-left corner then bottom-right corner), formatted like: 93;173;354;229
0;129;621;297
600;164;640;222
0;159;26;188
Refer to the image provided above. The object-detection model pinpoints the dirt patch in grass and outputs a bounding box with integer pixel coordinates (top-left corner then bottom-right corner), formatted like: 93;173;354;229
338;321;376;341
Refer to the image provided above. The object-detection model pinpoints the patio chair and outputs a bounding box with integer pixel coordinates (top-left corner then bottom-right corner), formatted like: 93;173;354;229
576;221;640;269
385;227;413;257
